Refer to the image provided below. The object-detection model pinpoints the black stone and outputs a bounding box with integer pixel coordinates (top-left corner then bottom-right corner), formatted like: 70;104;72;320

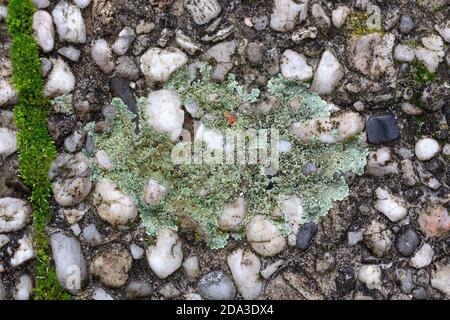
296;222;318;251
396;228;421;257
110;77;139;131
367;114;401;144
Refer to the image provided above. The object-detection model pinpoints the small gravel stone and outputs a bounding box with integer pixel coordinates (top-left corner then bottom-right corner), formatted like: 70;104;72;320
431;263;450;297
399;15;415;34
58;46;81;62
90;245;133;288
0;198;31;233
92;287;113;300
218;197;246;231
197;271;236;300
410;243;434;269
280;49;313;81
112;27;136;56
310;50;344;95
91;39;115;75
395;268;414;294
146;229;183;279
270;0;307;32
130;244;145;260
415;138;441;161
50;232;87;294
396;228;421;257
52;1;86;44
184;0;222;25
44;58;76;97
10;234;35;268
14;275;33;301
367;114;401;144
183;256;200;282
366;147;398;177
394;44;415;62
418;205;450;237
0;80;18;107
227;248;264;300
125;280;153;299
93;179;138;227
82;224;102;245
145;89;185;141
296;222;318;251
332;5;350;28
32;10;55;53
348;230;364;246
375;187;408;222
246;215;286;257
358;265;382;290
140;47;188;83
364;220;392;258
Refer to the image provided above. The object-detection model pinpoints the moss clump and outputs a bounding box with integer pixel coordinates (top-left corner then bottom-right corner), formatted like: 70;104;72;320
346;12;383;37
87;65;368;249
6;0;71;300
406;60;439;109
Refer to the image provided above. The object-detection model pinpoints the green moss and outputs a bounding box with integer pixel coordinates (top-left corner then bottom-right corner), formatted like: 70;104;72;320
6;0;71;300
409;60;438;84
87;65;368;249
346;12;383;37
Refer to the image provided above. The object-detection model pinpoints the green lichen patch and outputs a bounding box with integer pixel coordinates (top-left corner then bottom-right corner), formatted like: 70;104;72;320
86;65;368;249
346;11;383;37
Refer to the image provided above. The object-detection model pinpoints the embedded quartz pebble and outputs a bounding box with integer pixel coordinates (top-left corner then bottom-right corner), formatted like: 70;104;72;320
93;179;138;227
0;80;17;107
290;112;365;144
280;49;313;81
0;127;17;159
310;50;344;95
144;89;185;141
246;215;286;257
0;198;31;233
146;229;183;279
90;245;133;288
227;248;264;300
140;47;188;83
52;1;87;44
44;58;76;97
184;0;222;25
91;39;115;75
32;10;55;53
374;187;408;222
10;234;35;268
270;0;308;32
50;232;88;294
49;153;92;207
218;197;246;232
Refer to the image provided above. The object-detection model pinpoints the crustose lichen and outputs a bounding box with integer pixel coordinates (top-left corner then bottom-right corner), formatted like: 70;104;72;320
86;64;368;249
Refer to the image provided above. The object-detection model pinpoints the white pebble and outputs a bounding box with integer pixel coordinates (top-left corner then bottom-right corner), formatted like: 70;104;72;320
10;234;35;268
130;244;145;260
91;39;115;75
146;229;183;279
246;215;286;257
0;128;17;159
415;138;441;161
0;79;18;107
32;10;55;53
394;44;415;62
310;50;344;95
358;265;382;290
145;89;185;141
374;187;408;222
93;179;138;227
227;248;264;300
52;1;86;44
112;27;136;56
140;47;188;83
58;46;81;62
14;275;33;301
0;198;31;233
218;197;246;231
280;49;313;81
44;58;76;97
183;256;200;282
410;243;434;269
